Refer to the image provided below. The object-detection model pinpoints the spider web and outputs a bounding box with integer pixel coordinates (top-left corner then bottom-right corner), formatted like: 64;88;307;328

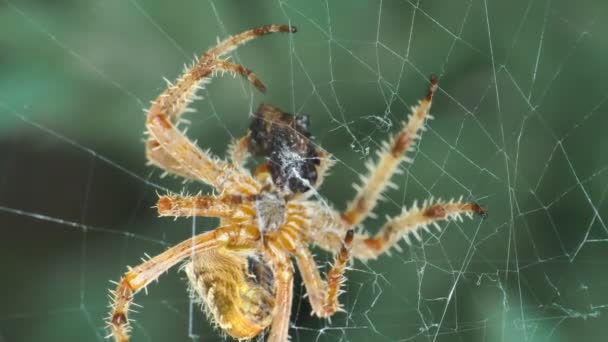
1;0;607;341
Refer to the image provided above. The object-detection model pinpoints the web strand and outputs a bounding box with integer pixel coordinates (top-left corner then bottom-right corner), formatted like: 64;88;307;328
1;1;607;341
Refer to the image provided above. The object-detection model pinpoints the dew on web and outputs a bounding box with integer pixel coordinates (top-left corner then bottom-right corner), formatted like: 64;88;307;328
1;0;607;341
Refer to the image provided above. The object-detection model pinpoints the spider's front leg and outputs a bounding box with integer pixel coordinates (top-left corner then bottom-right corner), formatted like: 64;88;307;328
145;25;296;195
227;133;252;169
156;193;255;219
107;225;258;342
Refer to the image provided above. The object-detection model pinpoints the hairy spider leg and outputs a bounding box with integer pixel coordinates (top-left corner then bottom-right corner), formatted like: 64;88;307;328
306;199;486;260
295;229;354;317
145;25;295;195
156;193;256;220
266;261;294;342
308;148;335;192
227;133;252;169
351;200;486;259
341;76;439;227
108;225;259;342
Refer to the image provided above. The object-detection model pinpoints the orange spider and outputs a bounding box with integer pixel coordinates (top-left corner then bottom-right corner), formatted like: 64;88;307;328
107;24;486;342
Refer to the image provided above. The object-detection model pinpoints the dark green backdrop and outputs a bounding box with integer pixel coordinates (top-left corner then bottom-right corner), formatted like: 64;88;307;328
1;0;607;341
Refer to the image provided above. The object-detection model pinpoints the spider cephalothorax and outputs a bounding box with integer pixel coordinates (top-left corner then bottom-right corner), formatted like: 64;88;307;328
248;103;320;193
108;25;486;342
254;191;287;231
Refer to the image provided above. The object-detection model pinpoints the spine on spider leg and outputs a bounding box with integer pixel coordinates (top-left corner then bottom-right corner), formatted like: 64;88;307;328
147;66;213;126
351;198;487;260
323;229;354;316
342;76;439;227
311;149;336;190
107;277;135;342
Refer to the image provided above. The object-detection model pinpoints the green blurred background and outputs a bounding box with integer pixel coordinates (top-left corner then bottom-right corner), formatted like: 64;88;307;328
1;0;607;341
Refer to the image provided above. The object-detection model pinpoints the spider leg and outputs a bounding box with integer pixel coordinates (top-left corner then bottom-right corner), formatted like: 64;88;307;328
341;76;438;227
205;24;296;59
107;225;259;342
351;199;486;259
145;25;295;194
156;194;255;219
145;64;259;182
311;199;486;260
146;139;199;180
147;114;261;194
227;133;251;169
310;148;335;191
213;60;266;93
266;261;294;342
295;231;353;318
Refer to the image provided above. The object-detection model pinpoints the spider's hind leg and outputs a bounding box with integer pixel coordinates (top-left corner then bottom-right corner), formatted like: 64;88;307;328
295;230;354;318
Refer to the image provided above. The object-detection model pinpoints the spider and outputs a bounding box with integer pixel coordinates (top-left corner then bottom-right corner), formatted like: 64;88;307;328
107;24;487;342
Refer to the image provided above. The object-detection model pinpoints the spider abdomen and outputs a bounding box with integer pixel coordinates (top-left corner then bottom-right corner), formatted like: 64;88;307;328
184;248;276;339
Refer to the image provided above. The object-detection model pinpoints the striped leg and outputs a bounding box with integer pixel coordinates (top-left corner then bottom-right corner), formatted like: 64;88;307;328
342;76;438;226
295;230;354;317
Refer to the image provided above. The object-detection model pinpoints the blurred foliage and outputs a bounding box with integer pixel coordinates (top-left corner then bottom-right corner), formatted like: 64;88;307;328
1;0;607;341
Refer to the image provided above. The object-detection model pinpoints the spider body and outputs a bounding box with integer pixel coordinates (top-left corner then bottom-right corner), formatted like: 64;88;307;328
107;25;486;342
184;248;275;339
254;191;286;232
183;188;310;340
